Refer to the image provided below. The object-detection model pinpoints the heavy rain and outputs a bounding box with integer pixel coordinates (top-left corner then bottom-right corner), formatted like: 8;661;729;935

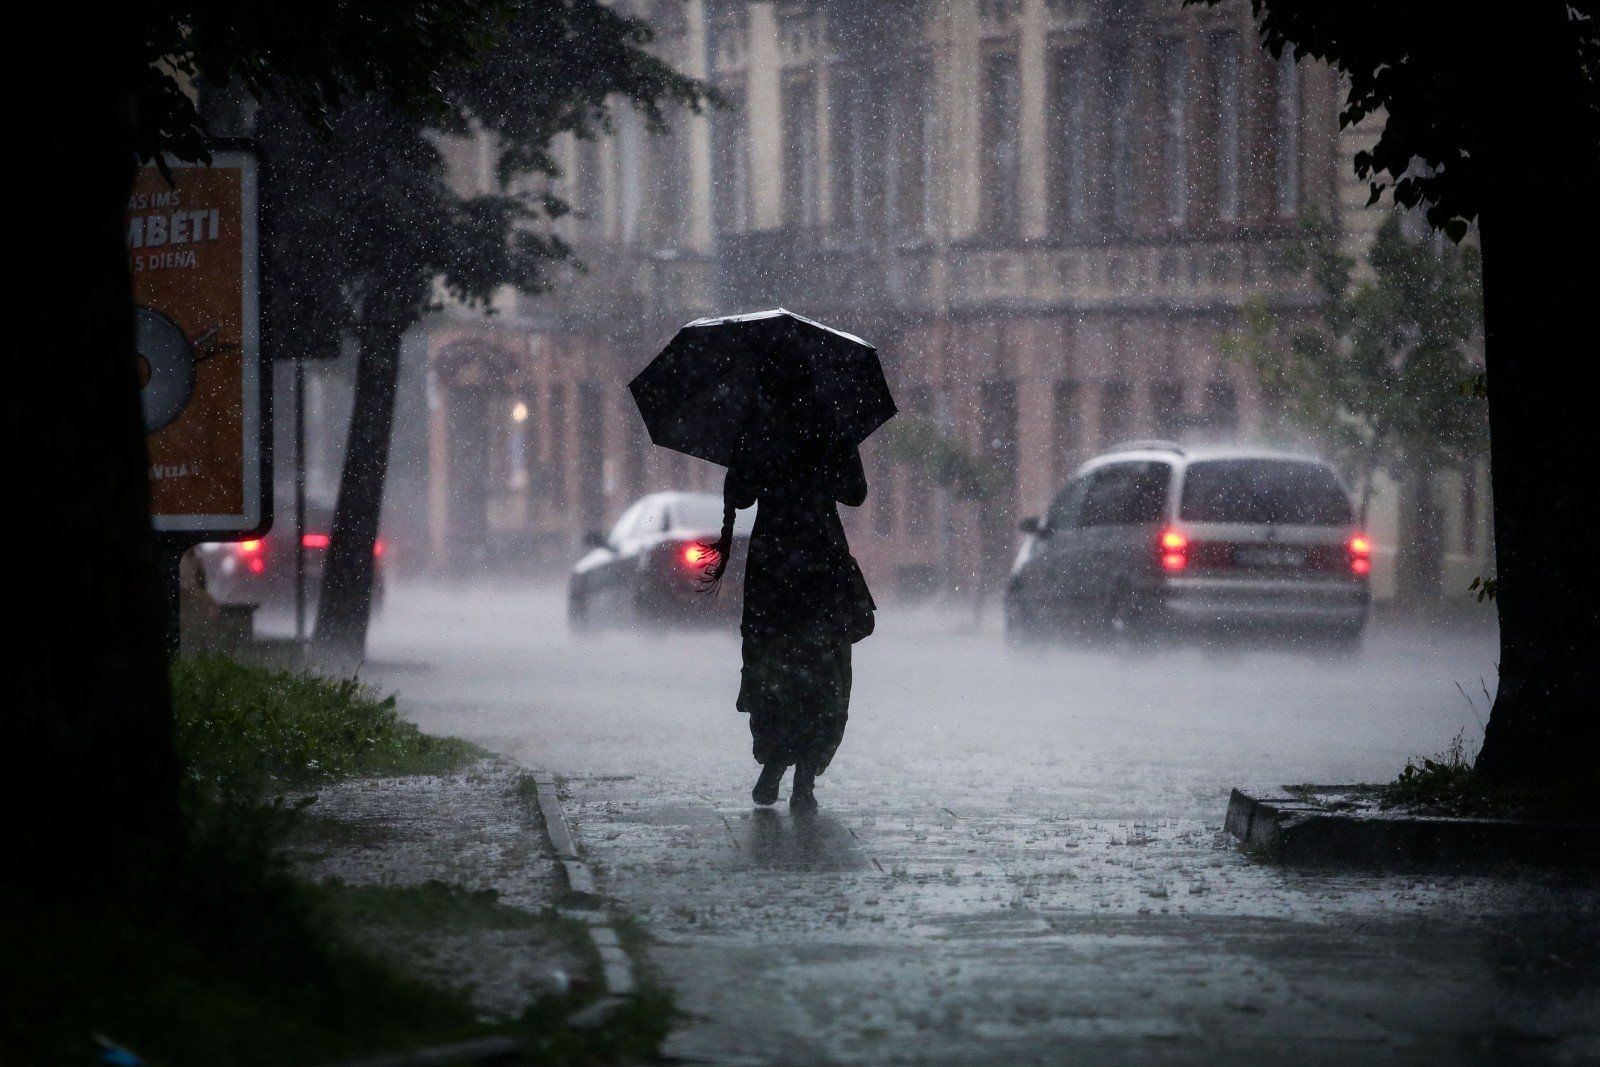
20;1;1600;1064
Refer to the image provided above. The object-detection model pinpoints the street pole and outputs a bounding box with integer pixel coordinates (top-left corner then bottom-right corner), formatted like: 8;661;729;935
156;538;186;654
294;354;307;645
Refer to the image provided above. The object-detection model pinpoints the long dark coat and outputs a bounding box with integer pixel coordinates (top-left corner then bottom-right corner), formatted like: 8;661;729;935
725;424;872;773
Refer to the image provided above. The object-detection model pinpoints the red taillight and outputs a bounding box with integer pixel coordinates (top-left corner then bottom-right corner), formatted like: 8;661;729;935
1347;532;1372;576
681;543;709;567
288;533;383;556
1158;527;1188;573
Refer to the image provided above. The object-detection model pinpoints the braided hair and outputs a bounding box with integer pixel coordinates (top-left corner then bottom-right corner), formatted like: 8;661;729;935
703;498;736;587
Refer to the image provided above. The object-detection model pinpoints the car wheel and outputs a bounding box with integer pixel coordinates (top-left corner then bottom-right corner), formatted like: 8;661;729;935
567;587;593;633
1104;581;1151;652
1003;589;1044;648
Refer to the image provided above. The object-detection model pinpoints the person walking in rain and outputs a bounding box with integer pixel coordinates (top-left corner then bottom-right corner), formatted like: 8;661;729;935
628;308;895;812
701;367;876;812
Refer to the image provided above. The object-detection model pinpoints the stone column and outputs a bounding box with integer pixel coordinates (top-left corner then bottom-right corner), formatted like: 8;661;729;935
746;2;784;230
685;0;714;253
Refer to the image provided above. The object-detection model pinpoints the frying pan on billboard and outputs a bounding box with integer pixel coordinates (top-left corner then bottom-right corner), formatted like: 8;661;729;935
126;143;269;539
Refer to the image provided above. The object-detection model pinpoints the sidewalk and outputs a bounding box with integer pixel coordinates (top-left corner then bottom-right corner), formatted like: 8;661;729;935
289;758;589;1022
555;770;1600;1064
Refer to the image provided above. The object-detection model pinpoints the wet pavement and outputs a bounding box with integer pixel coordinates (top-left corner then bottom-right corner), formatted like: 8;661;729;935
287;759;586;1020
365;583;1599;1063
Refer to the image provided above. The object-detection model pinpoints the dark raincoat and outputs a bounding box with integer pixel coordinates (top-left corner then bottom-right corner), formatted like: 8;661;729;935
725;423;873;774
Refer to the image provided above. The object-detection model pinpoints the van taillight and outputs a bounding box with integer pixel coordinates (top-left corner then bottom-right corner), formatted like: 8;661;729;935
235;538;266;573
1158;527;1188;572
1348;533;1372;576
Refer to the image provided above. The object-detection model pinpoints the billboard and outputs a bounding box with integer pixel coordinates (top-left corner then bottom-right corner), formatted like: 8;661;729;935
126;145;268;538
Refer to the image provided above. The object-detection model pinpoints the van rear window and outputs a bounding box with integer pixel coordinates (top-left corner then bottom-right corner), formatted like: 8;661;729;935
1179;460;1352;525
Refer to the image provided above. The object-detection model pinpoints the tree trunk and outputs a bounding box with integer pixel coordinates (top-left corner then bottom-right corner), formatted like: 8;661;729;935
1473;12;1600;785
16;24;182;890
312;306;411;663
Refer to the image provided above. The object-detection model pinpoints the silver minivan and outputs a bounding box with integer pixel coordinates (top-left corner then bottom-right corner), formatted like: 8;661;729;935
1004;443;1371;650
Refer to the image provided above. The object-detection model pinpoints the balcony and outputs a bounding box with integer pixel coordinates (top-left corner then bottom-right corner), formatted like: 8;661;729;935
714;227;888;315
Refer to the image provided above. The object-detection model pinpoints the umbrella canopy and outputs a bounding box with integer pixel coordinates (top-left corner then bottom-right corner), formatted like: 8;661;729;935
629;308;896;468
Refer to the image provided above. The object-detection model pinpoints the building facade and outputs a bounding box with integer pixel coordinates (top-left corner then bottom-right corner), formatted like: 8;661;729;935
416;0;1488;600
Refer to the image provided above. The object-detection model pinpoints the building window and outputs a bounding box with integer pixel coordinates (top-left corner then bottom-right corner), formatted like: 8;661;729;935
829;63;862;236
892;56;933;240
710;83;750;235
781;70;820;228
1099;380;1131;446
577;382;606;531
1202;378;1238;431
1107;46;1137;229
1275;53;1302;218
1150;381;1184;434
903;385;935;535
1209;32;1241;223
1047;45;1090;234
1051;380;1080;482
980;50;1022;236
646;120;690;247
710;4;748;68
1163;42;1190;228
980;0;1021;27
620;398;646;498
570;137;603;228
545;381;567;503
508;397;533;491
651;0;689;38
979;380;1019;550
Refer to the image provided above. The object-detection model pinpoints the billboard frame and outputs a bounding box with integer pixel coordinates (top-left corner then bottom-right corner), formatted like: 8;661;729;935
134;139;272;545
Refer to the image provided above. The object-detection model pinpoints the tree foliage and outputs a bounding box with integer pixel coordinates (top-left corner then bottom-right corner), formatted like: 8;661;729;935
1190;1;1600;239
878;417;1003;503
134;2;515;168
264;0;712;352
1225;211;1485;513
257;2;711;656
1199;0;1600;785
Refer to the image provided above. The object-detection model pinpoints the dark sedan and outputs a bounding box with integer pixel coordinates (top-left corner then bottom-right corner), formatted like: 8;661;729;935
568;491;753;631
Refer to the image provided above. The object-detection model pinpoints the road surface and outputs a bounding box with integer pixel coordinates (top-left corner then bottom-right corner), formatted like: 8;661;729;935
366;582;1598;1064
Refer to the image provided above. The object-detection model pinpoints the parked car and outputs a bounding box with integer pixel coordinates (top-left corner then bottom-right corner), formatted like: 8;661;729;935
1004;443;1371;651
192;497;387;616
568;491;754;631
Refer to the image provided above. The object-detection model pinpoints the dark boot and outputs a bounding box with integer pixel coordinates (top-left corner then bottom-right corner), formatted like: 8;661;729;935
790;763;818;813
752;762;785;806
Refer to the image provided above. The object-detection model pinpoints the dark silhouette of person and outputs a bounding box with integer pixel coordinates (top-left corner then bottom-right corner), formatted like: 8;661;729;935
703;373;874;813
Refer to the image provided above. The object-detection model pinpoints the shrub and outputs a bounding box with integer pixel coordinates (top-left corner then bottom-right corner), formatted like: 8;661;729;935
172;655;481;803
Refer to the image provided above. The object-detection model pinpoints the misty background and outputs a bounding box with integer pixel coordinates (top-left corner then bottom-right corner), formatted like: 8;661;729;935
275;0;1486;613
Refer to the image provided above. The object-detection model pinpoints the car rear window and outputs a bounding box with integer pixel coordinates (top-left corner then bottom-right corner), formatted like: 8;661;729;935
1179;460;1353;525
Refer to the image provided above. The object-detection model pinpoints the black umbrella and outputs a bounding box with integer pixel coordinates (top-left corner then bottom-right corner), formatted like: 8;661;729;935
629;308;896;468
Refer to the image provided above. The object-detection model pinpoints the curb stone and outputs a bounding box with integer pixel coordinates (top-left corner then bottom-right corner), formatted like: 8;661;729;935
1226;785;1600;868
330;1036;526;1067
522;775;642;1026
